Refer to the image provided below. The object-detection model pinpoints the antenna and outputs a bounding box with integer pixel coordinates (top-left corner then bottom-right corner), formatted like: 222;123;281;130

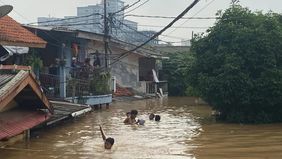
0;5;13;18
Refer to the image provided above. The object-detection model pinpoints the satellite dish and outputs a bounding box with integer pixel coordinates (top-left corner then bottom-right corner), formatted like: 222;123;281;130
0;5;13;18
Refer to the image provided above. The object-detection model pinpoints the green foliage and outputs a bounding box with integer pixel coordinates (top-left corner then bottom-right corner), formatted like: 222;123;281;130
25;50;43;70
162;51;198;96
191;5;282;123
89;71;111;95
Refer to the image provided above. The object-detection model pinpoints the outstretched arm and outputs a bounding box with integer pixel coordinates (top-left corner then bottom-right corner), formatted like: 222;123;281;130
99;125;106;141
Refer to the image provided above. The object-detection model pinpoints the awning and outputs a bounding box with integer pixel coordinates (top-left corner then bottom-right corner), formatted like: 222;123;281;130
2;45;29;55
0;109;50;140
0;45;29;61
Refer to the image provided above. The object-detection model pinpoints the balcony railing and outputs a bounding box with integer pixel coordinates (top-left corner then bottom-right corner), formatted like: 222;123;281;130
39;68;110;99
39;73;60;98
66;78;90;97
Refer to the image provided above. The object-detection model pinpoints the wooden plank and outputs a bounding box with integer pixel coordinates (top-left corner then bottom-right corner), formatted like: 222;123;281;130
0;65;32;71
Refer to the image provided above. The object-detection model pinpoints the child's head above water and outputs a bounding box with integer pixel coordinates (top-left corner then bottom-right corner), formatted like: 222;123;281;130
130;110;138;118
155;115;161;121
149;113;155;120
104;137;115;149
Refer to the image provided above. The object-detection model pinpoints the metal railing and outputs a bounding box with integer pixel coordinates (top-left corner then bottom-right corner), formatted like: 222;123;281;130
39;69;110;99
39;73;60;98
66;78;90;97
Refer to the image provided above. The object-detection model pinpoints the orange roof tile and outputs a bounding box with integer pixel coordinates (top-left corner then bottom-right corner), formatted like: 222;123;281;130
0;16;46;48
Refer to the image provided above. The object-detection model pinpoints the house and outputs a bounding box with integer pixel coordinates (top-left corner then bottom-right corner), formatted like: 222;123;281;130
0;65;53;147
0;15;52;146
0;16;47;65
24;26;167;103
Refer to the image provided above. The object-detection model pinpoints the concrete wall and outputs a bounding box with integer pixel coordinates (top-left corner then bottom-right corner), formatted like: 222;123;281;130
85;40;146;93
111;53;140;88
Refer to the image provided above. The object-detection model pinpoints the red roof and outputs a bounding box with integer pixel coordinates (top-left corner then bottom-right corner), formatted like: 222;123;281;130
0;16;46;48
0;109;50;140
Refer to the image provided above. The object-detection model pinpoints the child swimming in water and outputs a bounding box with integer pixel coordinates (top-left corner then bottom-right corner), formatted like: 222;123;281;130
99;125;115;149
123;110;138;124
155;115;161;121
149;113;155;120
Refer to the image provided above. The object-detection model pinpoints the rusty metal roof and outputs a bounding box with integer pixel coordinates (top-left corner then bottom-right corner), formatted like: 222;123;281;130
0;109;50;140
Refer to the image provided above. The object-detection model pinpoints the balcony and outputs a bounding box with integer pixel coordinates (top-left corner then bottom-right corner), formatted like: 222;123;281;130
39;67;111;99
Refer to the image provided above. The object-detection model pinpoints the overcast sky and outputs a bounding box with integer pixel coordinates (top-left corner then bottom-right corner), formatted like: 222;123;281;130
1;0;282;44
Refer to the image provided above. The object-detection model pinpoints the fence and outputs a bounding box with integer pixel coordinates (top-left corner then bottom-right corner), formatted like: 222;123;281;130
39;73;60;98
39;70;110;99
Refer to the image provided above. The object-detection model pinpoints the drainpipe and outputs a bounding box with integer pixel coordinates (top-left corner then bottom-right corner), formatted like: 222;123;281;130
59;43;66;98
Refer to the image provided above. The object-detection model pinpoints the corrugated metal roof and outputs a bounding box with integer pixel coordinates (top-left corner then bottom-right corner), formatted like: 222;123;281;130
0;70;28;99
0;69;52;113
0;109;50;140
0;74;15;90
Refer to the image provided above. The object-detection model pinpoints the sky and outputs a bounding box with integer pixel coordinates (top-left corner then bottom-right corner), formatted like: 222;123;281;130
1;0;282;44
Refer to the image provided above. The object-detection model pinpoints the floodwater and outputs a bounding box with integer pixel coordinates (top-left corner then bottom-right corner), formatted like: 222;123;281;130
1;97;282;159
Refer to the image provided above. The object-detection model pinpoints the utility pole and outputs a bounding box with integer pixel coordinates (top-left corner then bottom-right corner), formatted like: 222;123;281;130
231;0;240;6
103;0;109;69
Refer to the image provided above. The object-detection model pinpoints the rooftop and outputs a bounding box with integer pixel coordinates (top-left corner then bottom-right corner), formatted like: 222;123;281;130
0;16;47;48
0;66;52;112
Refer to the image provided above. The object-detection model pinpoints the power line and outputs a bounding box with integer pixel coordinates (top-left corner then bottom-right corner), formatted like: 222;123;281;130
42;22;102;27
110;36;172;56
126;14;218;19
160;34;188;40
26;1;143;25
112;17;175;44
110;0;200;66
114;23;188;44
26;13;102;25
138;24;209;29
124;0;150;14
116;18;193;44
112;0;141;15
167;0;216;35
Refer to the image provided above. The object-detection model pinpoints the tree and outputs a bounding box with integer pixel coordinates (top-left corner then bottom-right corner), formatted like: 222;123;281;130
162;51;197;96
191;5;282;123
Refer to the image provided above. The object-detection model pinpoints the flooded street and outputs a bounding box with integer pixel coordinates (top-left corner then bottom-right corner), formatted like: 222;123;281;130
1;97;282;159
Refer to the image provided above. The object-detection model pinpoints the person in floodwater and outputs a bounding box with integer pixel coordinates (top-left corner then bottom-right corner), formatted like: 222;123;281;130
126;112;131;118
124;110;138;124
99;125;115;149
123;112;131;124
155;115;161;121
149;113;155;120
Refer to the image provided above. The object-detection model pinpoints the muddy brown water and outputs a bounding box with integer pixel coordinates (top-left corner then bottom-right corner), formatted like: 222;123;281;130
1;97;282;159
